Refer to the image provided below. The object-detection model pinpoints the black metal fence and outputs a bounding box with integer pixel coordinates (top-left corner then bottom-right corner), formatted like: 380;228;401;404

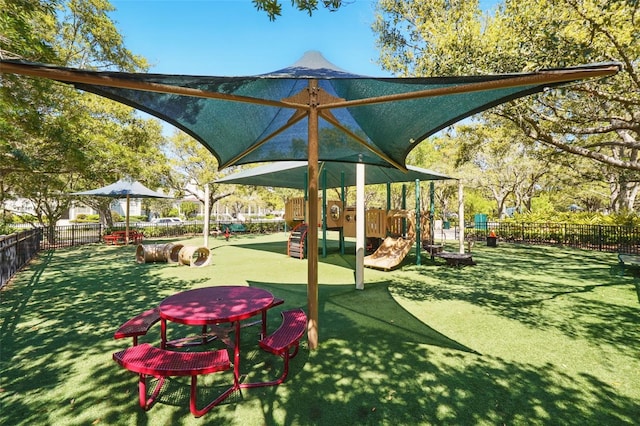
10;220;287;248
0;229;42;290
1;220;286;288
120;220;286;239
4;219;640;290
464;221;640;254
42;223;103;249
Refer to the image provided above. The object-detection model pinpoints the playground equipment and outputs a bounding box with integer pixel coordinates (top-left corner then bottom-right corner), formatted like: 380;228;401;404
284;196;431;268
286;197;390;236
364;210;416;271
135;243;184;264
285;197;344;260
285;197;344;229
135;243;210;267
287;223;309;259
286;197;380;260
178;246;211;267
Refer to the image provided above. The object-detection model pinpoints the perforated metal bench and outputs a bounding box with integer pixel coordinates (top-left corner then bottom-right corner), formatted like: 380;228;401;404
103;230;144;245
244;308;307;388
113;343;231;417
114;308;161;346
103;234;124;245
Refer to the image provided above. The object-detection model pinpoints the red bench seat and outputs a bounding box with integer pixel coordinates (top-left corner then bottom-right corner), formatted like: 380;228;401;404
244;308;306;388
114;308;161;345
113;343;231;417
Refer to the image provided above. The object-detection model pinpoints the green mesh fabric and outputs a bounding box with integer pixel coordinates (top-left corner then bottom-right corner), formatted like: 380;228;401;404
215;161;453;189
1;52;619;170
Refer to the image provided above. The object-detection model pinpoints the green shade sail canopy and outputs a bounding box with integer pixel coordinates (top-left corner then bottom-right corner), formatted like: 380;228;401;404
0;52;619;171
215;161;454;189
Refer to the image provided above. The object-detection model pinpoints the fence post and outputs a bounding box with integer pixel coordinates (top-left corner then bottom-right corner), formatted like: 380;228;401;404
598;225;603;251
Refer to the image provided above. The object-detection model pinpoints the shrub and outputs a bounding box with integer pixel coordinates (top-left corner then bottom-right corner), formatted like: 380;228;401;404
111;211;123;223
0;222;16;235
71;214;100;223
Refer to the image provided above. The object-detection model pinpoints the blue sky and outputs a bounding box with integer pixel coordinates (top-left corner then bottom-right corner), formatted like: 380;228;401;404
109;0;497;77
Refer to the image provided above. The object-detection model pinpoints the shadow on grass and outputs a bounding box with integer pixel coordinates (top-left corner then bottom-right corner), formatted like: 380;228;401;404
396;244;640;352
244;280;639;425
248;280;477;354
0;243;216;424
1;242;639;425
234;239;360;271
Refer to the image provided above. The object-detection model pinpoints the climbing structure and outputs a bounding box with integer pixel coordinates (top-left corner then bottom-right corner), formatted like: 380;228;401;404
287;223;308;259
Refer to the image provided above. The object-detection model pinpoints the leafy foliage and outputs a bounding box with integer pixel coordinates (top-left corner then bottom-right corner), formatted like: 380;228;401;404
252;0;344;20
373;0;640;212
1;0;169;227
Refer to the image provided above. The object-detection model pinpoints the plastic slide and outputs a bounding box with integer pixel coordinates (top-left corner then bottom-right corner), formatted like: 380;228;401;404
363;209;417;271
364;234;416;271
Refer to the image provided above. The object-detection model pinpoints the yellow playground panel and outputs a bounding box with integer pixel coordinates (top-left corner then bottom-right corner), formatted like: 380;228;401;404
365;209;386;239
343;207;386;238
285;197;306;223
285;197;431;242
285;197;345;228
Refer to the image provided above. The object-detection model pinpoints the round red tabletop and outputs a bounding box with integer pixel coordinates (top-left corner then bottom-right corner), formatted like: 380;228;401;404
159;286;274;325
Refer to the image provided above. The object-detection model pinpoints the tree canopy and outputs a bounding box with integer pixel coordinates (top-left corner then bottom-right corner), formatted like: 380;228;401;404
1;0;169;227
374;0;640;212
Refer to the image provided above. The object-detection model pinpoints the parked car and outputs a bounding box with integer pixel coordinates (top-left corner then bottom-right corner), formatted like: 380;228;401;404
216;213;243;223
151;217;182;225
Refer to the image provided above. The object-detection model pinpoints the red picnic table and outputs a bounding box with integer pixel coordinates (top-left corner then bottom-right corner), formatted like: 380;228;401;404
159;286;274;405
103;229;144;245
113;286;306;416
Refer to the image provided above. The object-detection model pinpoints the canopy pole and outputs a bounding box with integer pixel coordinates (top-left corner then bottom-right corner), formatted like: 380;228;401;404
125;195;130;245
430;182;435;245
402;184;407;236
322;169;327;258
340;172;345;255
415;179;421;266
386;182;391;210
307;80;319;350
203;184;210;247
355;161;365;290
458;180;465;254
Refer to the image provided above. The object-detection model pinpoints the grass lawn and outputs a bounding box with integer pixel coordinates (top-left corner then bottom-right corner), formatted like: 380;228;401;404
1;231;639;425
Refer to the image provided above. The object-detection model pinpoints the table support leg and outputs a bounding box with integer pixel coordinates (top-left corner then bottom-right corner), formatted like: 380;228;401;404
160;319;167;349
201;325;208;345
193;320;242;415
190;375;237;417
261;310;267;339
233;321;240;388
